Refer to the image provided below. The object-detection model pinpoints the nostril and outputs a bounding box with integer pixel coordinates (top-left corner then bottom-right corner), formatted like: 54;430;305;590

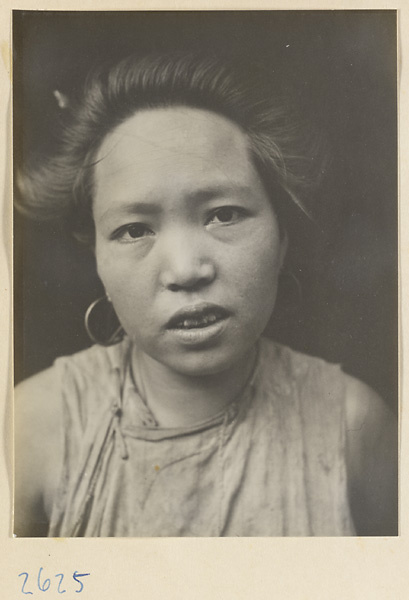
166;276;211;293
168;283;181;293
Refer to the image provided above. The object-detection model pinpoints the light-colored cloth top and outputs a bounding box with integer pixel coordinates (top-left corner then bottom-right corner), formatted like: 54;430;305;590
48;337;355;537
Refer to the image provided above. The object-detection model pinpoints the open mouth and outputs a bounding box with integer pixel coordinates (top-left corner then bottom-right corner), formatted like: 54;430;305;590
166;305;230;330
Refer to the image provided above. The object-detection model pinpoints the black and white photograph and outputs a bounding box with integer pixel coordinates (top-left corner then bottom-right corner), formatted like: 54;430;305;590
13;10;398;538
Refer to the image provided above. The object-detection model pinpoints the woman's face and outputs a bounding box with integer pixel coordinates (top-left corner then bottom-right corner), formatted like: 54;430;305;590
93;107;286;376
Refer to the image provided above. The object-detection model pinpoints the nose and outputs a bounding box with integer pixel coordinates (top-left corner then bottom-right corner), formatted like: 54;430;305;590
158;229;216;292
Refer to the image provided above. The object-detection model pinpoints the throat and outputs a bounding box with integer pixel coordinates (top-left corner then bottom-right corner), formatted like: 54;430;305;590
131;347;256;428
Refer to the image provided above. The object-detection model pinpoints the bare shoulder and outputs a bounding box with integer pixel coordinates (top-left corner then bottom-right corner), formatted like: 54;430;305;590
344;374;398;536
14;367;64;537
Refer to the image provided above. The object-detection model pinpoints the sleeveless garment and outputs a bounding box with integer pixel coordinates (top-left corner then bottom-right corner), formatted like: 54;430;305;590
48;337;355;536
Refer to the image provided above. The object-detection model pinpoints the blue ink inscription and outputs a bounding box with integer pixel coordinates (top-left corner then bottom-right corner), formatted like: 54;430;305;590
55;574;66;594
38;568;51;592
73;572;90;594
18;569;90;595
18;572;33;595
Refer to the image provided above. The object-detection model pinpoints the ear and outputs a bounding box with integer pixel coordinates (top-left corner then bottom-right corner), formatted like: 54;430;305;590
279;230;289;271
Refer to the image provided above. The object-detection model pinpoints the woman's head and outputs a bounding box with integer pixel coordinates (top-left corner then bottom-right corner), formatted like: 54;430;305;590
93;105;286;376
17;51;314;247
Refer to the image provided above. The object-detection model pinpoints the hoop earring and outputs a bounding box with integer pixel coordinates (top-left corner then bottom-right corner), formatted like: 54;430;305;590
84;296;125;346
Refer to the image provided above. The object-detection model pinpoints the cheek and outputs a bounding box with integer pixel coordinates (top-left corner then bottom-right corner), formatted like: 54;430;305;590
95;247;149;316
237;235;283;315
95;247;165;348
98;271;152;339
237;233;282;283
95;245;118;296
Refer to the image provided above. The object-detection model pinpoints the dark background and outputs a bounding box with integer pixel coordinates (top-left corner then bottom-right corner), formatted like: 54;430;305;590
13;10;398;412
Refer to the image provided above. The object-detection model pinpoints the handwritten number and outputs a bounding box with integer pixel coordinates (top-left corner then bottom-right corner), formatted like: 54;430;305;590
55;573;66;594
73;571;90;593
37;567;51;592
18;572;33;595
19;569;90;595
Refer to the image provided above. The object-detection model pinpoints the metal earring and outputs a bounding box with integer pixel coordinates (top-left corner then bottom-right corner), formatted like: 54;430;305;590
84;296;125;346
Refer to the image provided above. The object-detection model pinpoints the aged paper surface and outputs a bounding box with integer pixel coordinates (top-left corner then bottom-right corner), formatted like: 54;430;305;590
1;1;408;598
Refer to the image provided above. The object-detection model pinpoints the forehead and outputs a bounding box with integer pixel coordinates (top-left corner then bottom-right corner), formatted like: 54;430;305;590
93;107;258;202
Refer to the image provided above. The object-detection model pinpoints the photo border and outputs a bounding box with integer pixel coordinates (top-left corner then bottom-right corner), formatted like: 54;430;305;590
1;2;407;599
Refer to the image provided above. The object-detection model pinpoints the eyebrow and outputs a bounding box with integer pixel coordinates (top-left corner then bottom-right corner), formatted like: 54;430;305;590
97;201;161;223
187;184;253;203
98;184;254;222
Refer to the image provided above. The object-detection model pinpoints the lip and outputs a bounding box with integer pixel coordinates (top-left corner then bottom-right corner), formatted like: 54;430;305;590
166;316;229;347
166;303;231;330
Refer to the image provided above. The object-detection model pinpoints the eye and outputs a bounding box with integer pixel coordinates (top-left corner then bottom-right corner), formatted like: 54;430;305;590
206;206;244;226
111;223;154;243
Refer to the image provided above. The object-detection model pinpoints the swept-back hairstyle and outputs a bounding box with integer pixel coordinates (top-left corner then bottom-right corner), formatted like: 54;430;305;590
16;51;320;246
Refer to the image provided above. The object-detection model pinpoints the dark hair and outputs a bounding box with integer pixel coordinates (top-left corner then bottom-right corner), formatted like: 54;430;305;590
16;51;321;246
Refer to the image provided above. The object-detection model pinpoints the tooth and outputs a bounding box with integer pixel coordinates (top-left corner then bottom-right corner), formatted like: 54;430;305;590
174;312;223;329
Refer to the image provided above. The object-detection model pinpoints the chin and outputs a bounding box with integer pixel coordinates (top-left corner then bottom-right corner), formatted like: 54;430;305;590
162;344;251;378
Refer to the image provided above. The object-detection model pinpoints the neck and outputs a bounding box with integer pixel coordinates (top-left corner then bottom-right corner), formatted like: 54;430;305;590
131;346;257;428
